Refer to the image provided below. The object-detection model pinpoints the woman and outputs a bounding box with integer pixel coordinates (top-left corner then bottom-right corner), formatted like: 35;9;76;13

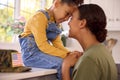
62;4;117;80
19;0;83;80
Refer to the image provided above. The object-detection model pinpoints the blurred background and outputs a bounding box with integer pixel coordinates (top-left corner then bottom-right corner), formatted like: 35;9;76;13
0;0;120;63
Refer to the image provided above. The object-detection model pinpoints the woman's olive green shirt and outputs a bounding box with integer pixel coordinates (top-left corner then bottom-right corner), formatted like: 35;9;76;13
73;44;117;80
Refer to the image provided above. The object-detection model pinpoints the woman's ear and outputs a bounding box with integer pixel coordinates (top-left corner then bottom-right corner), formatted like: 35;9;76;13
78;19;86;29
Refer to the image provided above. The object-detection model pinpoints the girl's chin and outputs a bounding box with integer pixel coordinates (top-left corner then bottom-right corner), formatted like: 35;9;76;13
57;21;62;24
57;19;66;23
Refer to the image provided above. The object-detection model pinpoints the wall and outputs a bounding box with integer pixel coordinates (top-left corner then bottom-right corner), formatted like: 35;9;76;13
107;31;120;63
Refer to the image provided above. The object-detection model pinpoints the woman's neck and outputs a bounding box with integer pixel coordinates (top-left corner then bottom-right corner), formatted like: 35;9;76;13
77;31;100;51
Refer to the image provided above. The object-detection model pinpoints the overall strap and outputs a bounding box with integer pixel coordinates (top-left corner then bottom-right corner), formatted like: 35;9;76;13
37;10;50;21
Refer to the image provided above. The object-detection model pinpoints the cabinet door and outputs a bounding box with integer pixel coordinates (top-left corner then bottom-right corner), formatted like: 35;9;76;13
104;0;115;30
114;0;120;30
85;0;120;31
84;0;90;4
89;0;115;31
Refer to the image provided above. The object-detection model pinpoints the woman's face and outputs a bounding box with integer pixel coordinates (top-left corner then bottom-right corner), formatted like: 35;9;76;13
68;9;81;38
53;3;76;24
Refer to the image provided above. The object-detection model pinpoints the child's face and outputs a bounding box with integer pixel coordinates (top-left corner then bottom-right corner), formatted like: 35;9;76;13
53;3;76;24
68;9;81;38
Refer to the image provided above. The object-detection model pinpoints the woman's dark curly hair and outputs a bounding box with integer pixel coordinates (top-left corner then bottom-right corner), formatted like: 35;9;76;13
78;4;107;42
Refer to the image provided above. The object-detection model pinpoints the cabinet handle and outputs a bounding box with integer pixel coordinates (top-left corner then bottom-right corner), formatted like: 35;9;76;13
108;19;114;21
116;18;120;21
108;19;111;21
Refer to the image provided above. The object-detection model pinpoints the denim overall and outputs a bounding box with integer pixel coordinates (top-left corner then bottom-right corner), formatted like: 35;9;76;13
19;10;63;80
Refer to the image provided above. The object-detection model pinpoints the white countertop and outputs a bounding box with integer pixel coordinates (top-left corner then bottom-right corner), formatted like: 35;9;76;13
0;42;21;52
0;68;57;80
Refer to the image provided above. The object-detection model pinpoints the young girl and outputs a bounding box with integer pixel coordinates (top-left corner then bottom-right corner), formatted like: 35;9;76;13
62;4;117;80
19;0;83;80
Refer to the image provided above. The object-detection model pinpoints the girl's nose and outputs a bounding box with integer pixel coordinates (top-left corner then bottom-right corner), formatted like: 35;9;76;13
65;15;70;21
64;17;69;21
68;21;70;26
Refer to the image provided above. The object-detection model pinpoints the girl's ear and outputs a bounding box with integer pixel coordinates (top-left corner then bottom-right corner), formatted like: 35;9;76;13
79;19;86;29
54;0;61;7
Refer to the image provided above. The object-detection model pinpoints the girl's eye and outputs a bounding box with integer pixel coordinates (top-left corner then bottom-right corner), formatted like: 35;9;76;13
66;12;71;16
65;13;69;17
67;13;70;16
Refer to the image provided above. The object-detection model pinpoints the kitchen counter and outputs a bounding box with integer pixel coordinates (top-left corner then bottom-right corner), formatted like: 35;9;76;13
0;68;57;80
0;42;21;52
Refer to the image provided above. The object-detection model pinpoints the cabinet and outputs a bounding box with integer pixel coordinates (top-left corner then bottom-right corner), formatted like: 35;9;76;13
84;0;120;31
114;0;120;30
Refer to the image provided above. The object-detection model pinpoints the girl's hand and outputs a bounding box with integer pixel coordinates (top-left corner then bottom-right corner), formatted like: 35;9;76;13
63;51;83;68
62;51;83;80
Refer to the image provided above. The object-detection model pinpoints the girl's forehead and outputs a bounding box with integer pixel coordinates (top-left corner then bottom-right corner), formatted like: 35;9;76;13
62;2;77;8
72;9;80;17
62;4;76;12
68;5;77;12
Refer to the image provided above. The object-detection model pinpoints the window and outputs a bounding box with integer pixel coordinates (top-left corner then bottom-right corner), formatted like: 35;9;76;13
0;0;53;43
0;0;14;24
20;0;40;20
0;0;14;42
20;0;53;20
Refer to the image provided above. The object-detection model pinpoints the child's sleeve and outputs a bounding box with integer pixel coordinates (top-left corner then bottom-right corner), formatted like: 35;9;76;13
29;12;69;58
52;35;69;52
